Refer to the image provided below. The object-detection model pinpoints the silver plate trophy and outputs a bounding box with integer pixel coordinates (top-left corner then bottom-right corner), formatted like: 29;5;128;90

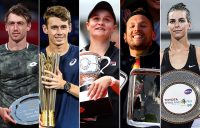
127;68;160;127
80;51;112;117
10;93;39;125
40;53;60;127
161;70;200;124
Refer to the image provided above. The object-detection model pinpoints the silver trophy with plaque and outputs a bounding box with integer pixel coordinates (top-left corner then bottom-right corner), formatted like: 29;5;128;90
161;70;200;124
126;68;160;127
80;51;112;117
39;53;60;127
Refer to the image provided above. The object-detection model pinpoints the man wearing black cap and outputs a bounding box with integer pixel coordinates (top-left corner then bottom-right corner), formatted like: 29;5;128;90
120;7;160;128
80;1;119;128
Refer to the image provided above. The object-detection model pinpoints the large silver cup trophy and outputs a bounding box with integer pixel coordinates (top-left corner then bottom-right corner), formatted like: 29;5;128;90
80;51;110;93
40;53;60;127
80;51;111;117
126;68;160;127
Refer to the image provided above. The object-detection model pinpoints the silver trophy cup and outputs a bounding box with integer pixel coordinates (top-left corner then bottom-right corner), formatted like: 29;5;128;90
80;51;111;90
80;51;112;118
80;51;111;102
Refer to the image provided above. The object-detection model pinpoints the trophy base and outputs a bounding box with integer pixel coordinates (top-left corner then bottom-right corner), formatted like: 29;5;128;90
41;110;55;127
80;91;112;118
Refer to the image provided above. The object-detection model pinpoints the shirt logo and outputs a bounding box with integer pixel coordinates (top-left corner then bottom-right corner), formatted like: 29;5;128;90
29;62;37;67
110;61;116;66
188;65;196;68
69;58;77;66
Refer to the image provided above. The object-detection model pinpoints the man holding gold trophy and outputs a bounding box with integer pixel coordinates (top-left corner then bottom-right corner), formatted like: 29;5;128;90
40;5;79;128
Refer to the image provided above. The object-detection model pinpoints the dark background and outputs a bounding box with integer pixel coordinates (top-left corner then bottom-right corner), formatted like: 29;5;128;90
40;0;79;50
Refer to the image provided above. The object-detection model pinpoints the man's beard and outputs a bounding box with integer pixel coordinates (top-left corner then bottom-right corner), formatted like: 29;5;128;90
129;44;150;50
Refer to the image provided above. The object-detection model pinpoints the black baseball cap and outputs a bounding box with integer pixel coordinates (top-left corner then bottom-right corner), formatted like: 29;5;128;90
88;1;116;24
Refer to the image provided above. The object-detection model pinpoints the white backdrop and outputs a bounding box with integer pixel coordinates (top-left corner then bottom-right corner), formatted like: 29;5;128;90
161;0;200;49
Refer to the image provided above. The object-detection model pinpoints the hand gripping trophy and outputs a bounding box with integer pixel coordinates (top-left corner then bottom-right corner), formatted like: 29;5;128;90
80;51;110;93
39;53;60;127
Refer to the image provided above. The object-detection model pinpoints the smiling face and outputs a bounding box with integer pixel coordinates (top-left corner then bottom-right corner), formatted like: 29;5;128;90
168;10;191;40
5;13;31;43
86;10;116;41
42;17;71;46
124;15;155;50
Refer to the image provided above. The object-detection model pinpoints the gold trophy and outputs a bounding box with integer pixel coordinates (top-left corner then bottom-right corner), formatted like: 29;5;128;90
39;53;60;127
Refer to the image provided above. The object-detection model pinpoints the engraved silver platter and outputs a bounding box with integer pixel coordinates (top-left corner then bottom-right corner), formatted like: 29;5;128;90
161;70;200;124
9;93;39;125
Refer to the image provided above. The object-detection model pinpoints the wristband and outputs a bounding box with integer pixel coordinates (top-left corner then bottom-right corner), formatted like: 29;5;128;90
110;76;116;87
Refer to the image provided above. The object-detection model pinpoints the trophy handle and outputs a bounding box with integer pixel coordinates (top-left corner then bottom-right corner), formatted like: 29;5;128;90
99;56;110;74
120;70;128;90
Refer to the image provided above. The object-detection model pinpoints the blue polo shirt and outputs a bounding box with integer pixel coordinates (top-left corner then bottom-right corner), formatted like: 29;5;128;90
41;44;79;128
